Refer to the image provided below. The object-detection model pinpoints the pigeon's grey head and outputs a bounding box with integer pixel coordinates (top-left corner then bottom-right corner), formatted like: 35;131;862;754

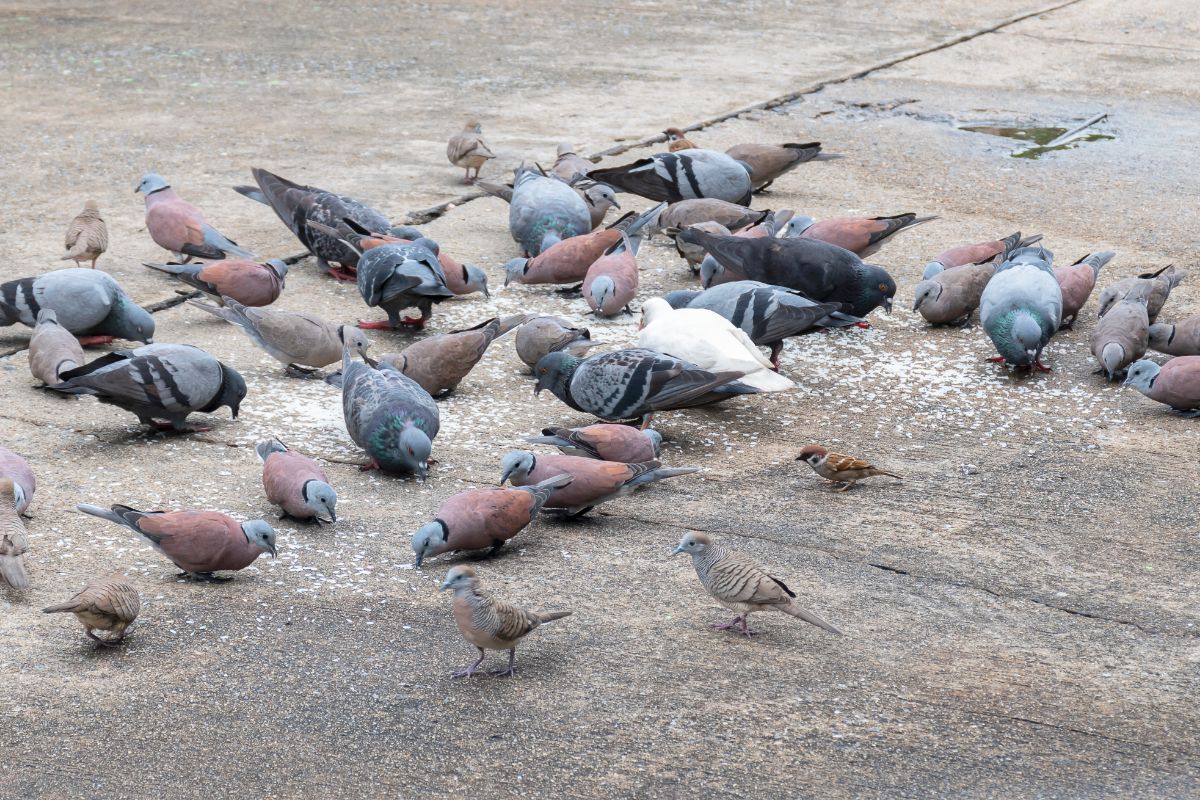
109;296;156;344
503;258;528;287
338;325;371;360
911;278;943;312
1147;323;1174;352
379;423;433;479
1100;343;1127;381
135;173;169;195
588;276;616;315
215;364;248;418
35;308;61;327
1011;313;1044;363
643;428;663;456
388;225;424;240
266;259;289;280
439;564;479;592
663;289;701;310
533;351;579;400
241;520;277;558
699;256;724;289
411;520;448;568
499;451;536;485
302;479;338;523
671;530;712;556
1123;359;1160;393
858;264;897;314
464;265;490;298
583;183;620;214
782;216;816;238
921;261;946;280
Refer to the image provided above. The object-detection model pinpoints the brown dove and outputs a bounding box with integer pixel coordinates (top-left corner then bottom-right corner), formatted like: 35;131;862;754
514;316;595;371
500;450;698;516
256;439;337;523
144;258;287;307
1149;315;1200;356
912;260;997;326
28;308;85;385
77;504;276;581
373;315;528;396
790;213;937;258
1098;265;1185;323
61;200;108;268
410;474;572;567
439;565;572;678
0;447;35;515
583;234;639;317
503;221;626;287
795;445;901;491
1090;287;1149;381
1124;357;1200;415
1055;251;1114;328
525;423;662;463
447;120;495;182
673;531;842;637
0;479;30;590
551;143;594;183
725;142;827;192
925;232;1041;274
137;173;255;261
43;575;140;645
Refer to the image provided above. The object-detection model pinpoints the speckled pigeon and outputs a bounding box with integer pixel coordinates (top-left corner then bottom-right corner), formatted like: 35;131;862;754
589;149;752;206
0;268;154;345
979;246;1063;370
136;173;255;262
338;347;439;477
534;348;758;425
45;344;246;432
508;166;591;256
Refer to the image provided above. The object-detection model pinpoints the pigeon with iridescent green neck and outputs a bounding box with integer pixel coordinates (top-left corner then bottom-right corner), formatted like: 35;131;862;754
979;246;1063;371
338;346;439;477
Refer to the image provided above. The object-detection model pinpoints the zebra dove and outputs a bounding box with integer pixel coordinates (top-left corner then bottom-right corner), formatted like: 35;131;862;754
43;575;141;645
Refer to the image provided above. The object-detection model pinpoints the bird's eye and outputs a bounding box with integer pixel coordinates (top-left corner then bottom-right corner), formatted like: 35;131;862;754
879;283;888;291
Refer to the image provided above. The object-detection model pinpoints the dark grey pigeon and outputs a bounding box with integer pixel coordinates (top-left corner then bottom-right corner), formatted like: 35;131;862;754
664;281;860;367
45;344;244;432
533;348;758;425
680;228;896;318
234;167;395;280
354;239;455;330
338;347;439;477
589;149;752;206
508;166;591;256
0;268;154;345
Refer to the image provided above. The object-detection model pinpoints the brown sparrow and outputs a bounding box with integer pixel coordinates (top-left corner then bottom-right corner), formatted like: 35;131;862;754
795;445;901;491
664;127;696;152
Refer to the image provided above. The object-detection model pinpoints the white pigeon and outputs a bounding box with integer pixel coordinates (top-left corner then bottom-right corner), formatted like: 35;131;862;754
636;297;794;392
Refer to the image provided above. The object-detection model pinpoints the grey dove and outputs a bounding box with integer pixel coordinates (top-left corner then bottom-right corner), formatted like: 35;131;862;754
137;173;255;262
1124;357;1200;415
589;149;752;205
61;200;108;268
1090;286;1149;381
440;565;572;679
500;450;699;516
372;315;528;396
0;479;30;590
912;259;997;326
979;246;1063;370
45;343;246;432
1;268;154;345
189;296;371;376
447;120;495;182
525;424;662;463
1098;265;1185;323
28;308;85;385
508;166;591;256
337;346;439;476
515;316;595;372
411;474;571;567
43;575;141;645
552;142;595;183
1149;315;1200;356
78;504;276;581
256;439;337;523
673;531;842;637
0;447;35;515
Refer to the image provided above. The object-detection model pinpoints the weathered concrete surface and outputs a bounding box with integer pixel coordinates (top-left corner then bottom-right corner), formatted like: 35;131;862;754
1;0;1198;797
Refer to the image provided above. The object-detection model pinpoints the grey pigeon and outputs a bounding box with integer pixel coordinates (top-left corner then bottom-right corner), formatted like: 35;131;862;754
589;149;752;206
353;239;454;330
508;166;591;256
664;281;856;367
979;246;1063;370
338;347;439;477
0;268;154;345
515;316;595;372
1149;314;1200;357
1090;286;1149;381
233;167;394;281
45;344;246;432
680;228;896;317
189;296;371;376
534;348;758;425
28;308;85;385
1098;265;1185;323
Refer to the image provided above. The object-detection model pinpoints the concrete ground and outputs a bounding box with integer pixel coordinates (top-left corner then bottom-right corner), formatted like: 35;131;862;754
1;0;1198;797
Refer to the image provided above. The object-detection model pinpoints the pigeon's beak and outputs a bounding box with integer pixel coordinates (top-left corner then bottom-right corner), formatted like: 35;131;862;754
417;463;428;481
327;510;337;523
363;354;379;368
533;382;543;397
1026;349;1038;364
612;199;621;210
414;552;424;569
883;297;893;314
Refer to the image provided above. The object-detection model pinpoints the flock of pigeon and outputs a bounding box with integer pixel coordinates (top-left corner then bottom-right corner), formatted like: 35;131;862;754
2;118;1198;679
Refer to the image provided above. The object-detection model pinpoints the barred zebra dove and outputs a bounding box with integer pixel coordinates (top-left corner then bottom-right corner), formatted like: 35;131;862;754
61;200;108;268
43;574;140;645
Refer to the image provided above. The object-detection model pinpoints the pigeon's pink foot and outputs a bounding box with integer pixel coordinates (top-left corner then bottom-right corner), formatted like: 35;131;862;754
356;320;395;330
1033;359;1052;373
77;335;115;347
400;316;427;329
326;266;357;282
359;459;380;472
854;322;871;329
987;356;1007;363
710;616;744;632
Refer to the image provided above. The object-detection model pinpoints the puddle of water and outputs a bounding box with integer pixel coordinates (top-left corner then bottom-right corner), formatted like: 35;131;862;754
960;125;1114;159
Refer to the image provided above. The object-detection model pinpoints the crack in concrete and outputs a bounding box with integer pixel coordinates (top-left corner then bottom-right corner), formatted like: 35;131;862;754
1001;30;1200;54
